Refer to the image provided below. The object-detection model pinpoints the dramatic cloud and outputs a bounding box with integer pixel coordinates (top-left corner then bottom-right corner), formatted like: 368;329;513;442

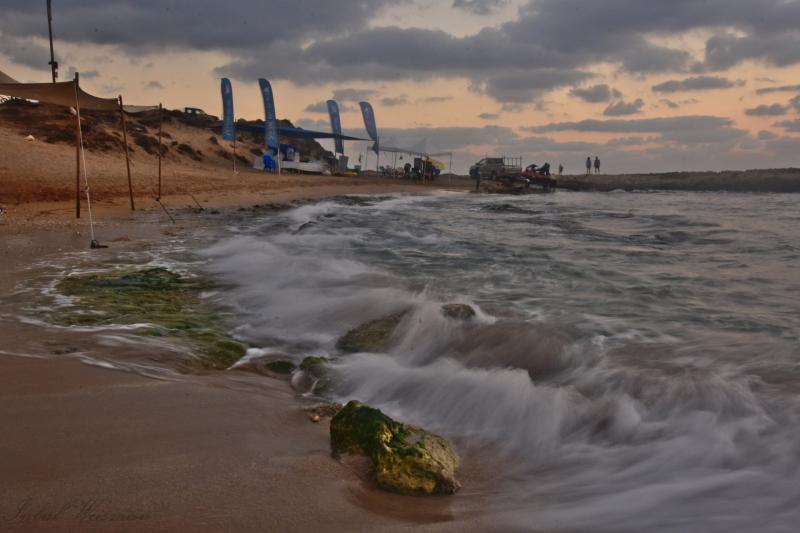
380;95;409;107
0;33;51;69
66;67;100;79
703;33;800;71
418;96;453;103
570;84;621;103
774;119;800;132
652;76;741;93
479;68;591;102
755;84;800;95
745;104;789;116
305;100;355;113
452;0;507;15
604;99;645;116
0;1;394;53
528;116;733;134
332;88;379;102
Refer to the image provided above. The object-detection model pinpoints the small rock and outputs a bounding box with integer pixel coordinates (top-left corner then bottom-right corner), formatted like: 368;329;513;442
310;414;321;423
441;303;476;321
336;311;408;353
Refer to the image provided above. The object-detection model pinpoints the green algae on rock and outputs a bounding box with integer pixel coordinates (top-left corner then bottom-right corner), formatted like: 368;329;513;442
293;355;334;394
58;267;246;369
330;400;460;496
335;311;408;353
441;303;476;321
233;354;297;377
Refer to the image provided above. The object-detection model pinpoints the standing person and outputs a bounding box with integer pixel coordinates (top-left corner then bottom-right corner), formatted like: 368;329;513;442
594;156;601;174
586;156;592;175
558;163;564;176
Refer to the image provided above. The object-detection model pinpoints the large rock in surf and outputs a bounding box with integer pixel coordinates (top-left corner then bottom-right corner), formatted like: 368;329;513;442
330;400;460;495
441;303;476;321
335;311;408;353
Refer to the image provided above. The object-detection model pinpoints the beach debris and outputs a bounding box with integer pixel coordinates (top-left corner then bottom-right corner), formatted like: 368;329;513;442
335;311;408;353
330;401;461;495
441;303;476;321
0;206;5;217
57;267;246;369
310;415;321;423
24;134;35;141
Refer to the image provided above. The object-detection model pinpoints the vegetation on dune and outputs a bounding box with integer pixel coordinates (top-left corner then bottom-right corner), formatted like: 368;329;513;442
57;267;246;368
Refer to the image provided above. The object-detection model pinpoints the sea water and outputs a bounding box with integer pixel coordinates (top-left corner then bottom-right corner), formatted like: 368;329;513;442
199;191;800;532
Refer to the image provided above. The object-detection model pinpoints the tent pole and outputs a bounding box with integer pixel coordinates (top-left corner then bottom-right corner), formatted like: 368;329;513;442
157;103;163;200
118;95;135;211
74;73;80;218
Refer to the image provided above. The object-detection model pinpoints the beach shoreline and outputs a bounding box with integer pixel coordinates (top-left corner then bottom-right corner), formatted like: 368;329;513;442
0;179;494;533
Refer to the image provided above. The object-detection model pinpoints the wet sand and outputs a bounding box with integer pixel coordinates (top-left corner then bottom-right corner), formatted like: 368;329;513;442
0;180;492;533
0;355;491;532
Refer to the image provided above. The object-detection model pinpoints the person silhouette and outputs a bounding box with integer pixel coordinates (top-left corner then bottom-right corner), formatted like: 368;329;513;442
586;156;591;175
594;156;601;174
558;164;564;176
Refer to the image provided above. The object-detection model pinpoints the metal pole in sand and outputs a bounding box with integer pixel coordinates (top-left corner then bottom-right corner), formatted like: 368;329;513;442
46;0;58;83
118;95;135;211
157;103;163;200
74;73;80;218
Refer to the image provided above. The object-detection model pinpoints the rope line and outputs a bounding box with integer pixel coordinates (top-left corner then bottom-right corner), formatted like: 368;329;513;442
73;82;96;243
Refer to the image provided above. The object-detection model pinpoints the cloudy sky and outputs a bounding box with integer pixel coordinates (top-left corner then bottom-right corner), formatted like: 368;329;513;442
3;0;800;174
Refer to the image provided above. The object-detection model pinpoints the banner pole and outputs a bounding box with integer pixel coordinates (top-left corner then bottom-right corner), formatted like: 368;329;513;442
118;95;135;211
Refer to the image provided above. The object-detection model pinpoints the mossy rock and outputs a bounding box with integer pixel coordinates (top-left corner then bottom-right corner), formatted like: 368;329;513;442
330;400;460;496
336;311;408;353
57;267;245;369
294;356;334;394
234;354;297;377
300;356;329;371
441;303;476;321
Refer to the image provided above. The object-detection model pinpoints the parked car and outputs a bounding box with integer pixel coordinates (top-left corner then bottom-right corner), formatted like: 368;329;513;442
469;156;522;179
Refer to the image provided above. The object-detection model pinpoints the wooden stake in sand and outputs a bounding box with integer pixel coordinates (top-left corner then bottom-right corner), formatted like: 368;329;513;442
157;103;163;200
118;95;135;211
232;133;237;174
74;73;81;218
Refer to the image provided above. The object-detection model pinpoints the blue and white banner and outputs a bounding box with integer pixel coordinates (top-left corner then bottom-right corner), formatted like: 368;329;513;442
327;100;343;154
359;101;379;154
220;78;235;142
258;78;279;152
